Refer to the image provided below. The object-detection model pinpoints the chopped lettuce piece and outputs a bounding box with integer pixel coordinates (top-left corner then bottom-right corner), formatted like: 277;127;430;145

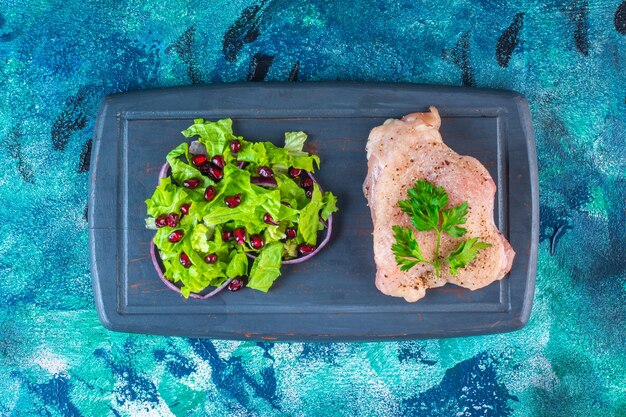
181;118;238;157
145;176;189;218
226;249;249;278
248;242;282;292
321;192;338;221
166;143;207;187
297;183;324;245
284;131;308;153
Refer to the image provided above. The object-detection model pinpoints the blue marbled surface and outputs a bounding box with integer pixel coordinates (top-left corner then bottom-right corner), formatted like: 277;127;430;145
1;1;625;416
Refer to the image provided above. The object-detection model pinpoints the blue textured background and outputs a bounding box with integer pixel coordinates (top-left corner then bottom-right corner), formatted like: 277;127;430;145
1;1;625;416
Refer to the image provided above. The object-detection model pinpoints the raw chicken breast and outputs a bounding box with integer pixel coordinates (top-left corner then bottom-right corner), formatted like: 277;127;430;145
363;107;515;302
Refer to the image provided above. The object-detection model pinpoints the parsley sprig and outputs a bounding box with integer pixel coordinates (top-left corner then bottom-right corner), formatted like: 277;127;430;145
391;180;491;278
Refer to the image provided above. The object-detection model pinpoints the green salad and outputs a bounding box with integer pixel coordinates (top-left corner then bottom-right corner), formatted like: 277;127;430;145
145;118;338;297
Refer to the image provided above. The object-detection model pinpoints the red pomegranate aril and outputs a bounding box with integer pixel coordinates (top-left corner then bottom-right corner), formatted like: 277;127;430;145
180;203;191;215
234;227;247;245
211;155;226;168
207;164;223;182
224;194;241;208
236;160;248;169
166;212;180;227
305;189;313;198
298;244;316;256
191;154;207;166
228;276;247;292
288;167;302;178
301;177;313;189
281;201;291;208
168;230;184;243
204;185;217;202
198;162;211;176
204;253;218;264
250;234;264;249
257;166;274;178
230;140;241;153
263;213;279;225
179;252;192;268
183;178;201;189
285;227;297;239
155;215;168;228
222;230;233;241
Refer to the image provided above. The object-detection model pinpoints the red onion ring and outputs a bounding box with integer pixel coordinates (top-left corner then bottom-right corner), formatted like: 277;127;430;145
157;162;170;182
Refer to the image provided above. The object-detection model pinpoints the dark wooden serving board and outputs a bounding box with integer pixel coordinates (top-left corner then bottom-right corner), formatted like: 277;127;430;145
89;83;538;341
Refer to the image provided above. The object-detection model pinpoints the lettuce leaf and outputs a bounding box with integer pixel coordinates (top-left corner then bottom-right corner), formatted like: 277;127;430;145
276;173;307;210
247;242;282;292
321;192;338;221
181;118;238;157
226;249;249;278
190;223;211;253
166;143;207;187
291;154;320;172
145;176;190;217
297;186;338;244
282;239;298;259
260;137;320;172
264;224;286;242
297;183;324;245
284;131;308;153
237;142;269;166
262;142;290;169
158;238;227;297
202;165;281;228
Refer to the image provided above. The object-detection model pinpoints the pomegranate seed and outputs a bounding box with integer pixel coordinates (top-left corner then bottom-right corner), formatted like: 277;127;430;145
183;178;201;189
305;189;313;198
298;244;316;256
236;160;248;169
204;185;217;202
179;252;192;268
180;203;191;215
257;166;274;178
263;213;279;225
234;227;247;245
224;194;241;208
206;164;223;182
222;230;233;241
301;178;313;189
211;155;226;168
288;167;302;178
285;228;297;239
281;201;291;208
191;154;207;166
155;215;168;228
230;140;241;153
204;253;218;264
228;276;247;292
250;234;264;250
168;230;184;243
198;162;211;175
166;213;180;227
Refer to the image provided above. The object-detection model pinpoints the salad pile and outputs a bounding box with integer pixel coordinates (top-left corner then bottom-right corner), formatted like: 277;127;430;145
145;118;338;297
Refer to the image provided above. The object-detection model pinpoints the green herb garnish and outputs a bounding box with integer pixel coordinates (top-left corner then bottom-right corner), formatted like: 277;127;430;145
391;180;491;278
